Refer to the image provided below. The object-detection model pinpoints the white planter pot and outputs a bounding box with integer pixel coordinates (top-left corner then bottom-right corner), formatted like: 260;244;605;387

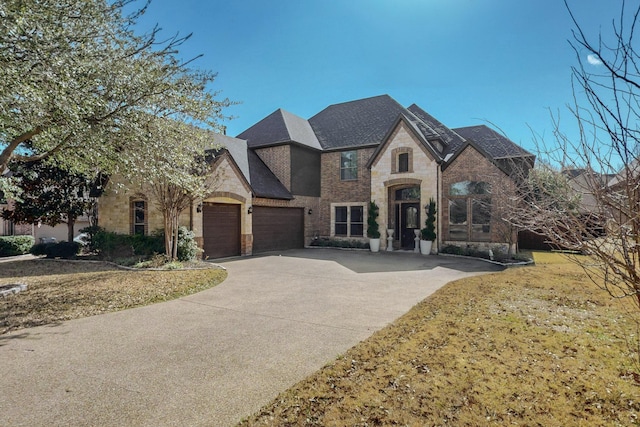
420;240;433;255
369;238;381;253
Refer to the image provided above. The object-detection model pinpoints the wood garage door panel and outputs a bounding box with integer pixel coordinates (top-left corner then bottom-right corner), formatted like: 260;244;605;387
253;207;303;253
202;203;240;259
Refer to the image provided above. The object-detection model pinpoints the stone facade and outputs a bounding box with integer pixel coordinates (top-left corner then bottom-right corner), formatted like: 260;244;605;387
370;122;439;250
202;155;253;255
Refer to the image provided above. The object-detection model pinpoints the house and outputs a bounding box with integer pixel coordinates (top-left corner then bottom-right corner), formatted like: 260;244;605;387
98;94;535;258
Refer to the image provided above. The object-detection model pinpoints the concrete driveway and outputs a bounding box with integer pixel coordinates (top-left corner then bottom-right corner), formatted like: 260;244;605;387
0;249;503;426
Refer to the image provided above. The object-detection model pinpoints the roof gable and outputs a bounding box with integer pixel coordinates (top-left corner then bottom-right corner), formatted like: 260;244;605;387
236;109;321;150
367;114;442;168
308;94;407;150
212;133;251;182
247;150;293;200
210;133;293;200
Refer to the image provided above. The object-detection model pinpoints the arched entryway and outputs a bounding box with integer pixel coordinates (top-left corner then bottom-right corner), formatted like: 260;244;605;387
389;186;421;249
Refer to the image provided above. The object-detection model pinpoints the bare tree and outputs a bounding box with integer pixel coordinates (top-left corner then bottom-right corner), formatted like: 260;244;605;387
520;0;640;307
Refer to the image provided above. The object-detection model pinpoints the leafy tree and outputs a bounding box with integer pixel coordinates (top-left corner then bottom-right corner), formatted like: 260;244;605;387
2;162;100;242
0;0;231;182
139;119;221;260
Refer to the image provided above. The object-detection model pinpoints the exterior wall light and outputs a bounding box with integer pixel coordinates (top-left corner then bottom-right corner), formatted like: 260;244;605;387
308;208;313;215
247;206;253;214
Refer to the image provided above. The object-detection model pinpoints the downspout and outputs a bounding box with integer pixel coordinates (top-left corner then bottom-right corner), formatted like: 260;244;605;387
437;162;441;253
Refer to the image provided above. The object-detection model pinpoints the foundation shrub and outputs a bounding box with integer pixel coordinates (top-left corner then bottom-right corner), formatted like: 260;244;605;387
0;235;35;256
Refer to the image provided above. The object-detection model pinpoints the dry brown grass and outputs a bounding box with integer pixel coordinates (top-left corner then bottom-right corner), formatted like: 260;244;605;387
239;253;640;426
0;258;226;334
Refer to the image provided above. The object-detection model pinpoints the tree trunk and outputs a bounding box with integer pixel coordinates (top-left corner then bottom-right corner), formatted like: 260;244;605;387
67;217;75;243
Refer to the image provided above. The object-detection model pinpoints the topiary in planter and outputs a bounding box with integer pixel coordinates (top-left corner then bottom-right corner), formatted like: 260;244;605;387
367;201;381;239
421;198;437;241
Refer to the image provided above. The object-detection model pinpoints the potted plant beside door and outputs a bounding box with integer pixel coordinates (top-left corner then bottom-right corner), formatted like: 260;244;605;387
367;201;381;252
420;198;437;255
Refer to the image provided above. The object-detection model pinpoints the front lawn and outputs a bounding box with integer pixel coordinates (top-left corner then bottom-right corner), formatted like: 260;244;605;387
239;252;640;426
0;259;226;335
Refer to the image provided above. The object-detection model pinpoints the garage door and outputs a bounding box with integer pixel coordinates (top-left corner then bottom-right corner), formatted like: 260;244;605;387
202;203;241;259
252;206;304;253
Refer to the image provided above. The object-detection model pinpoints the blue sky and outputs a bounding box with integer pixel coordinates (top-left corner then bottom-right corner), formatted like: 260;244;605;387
135;0;619;153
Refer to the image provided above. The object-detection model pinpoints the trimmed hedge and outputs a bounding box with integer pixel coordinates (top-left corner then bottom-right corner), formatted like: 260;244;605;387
91;229;164;259
309;237;369;249
30;241;81;259
0;235;35;257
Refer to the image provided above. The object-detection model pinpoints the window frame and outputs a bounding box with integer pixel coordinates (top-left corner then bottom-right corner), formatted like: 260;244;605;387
332;203;365;237
130;197;148;235
447;181;492;241
391;147;413;174
340;151;358;181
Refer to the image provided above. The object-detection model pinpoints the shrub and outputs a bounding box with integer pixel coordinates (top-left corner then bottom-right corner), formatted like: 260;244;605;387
0;235;35;257
176;226;200;261
440;245;464;256
92;230;164;260
367;201;381;239
421;198;437;241
30;242;55;256
79;225;104;252
48;241;81;259
310;237;369;249
30;241;80;259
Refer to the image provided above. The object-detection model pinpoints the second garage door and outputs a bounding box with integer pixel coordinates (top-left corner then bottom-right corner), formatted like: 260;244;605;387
252;206;304;253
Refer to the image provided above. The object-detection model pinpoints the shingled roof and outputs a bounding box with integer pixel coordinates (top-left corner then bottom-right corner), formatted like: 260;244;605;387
247;150;293;200
453;125;533;160
236;108;321;150
233;94;533;179
212;133;293;200
407;104;466;156
308;95;408;150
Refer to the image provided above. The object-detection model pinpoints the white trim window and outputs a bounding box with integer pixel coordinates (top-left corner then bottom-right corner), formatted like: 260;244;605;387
332;203;364;237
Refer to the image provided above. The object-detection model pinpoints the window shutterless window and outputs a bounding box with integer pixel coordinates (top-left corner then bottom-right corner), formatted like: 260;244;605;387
333;204;364;237
335;206;348;236
340;151;358;180
447;181;492;241
131;199;147;235
398;152;409;173
350;206;364;236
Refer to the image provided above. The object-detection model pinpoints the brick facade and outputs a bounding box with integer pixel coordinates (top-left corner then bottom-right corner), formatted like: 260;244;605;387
441;145;517;252
319;147;374;238
254;145;291;190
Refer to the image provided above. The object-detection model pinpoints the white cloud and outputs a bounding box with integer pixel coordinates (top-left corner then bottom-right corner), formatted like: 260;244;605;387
587;54;602;66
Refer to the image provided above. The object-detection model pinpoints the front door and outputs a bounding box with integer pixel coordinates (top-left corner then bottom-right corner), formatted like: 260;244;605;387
400;203;420;249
